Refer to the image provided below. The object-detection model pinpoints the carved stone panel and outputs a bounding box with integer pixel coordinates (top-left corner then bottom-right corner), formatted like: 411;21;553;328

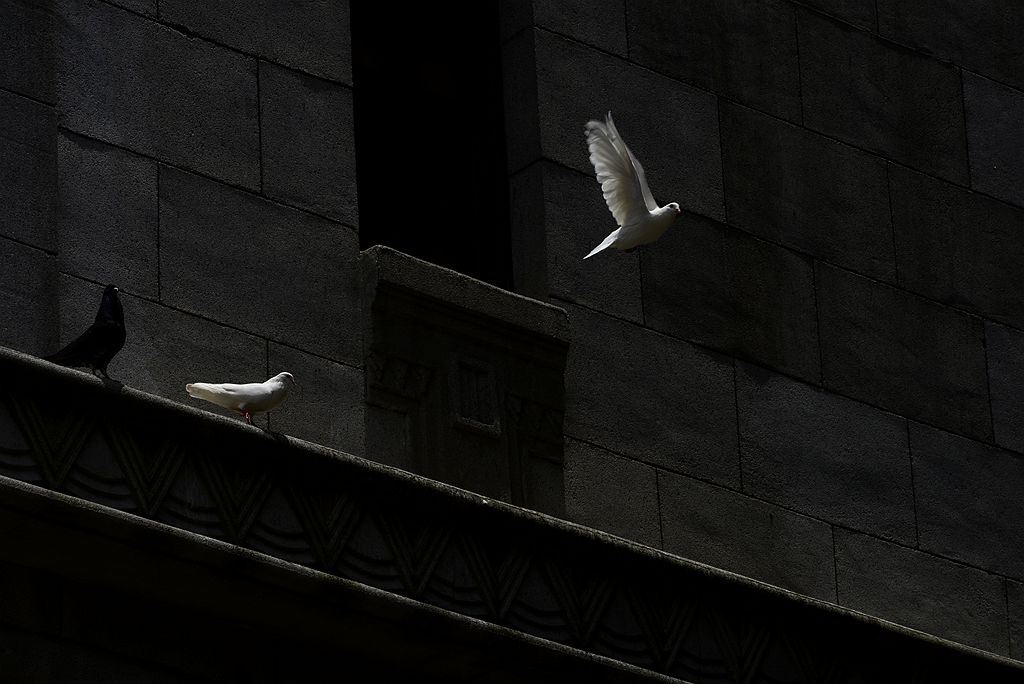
361;247;569;515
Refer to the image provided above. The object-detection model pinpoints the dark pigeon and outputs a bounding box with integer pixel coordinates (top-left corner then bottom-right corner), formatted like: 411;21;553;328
45;284;126;379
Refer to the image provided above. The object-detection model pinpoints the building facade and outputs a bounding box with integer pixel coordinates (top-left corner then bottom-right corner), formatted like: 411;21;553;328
2;0;1024;677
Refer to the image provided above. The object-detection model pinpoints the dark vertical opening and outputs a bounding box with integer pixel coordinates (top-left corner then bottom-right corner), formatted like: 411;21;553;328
352;3;513;290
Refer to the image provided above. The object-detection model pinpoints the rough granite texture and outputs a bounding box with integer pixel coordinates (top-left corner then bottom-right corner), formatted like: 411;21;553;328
57;132;158;298
643;213;820;382
563;438;660;547
817;263;991;440
0;0;55;102
963;72;1024;209
737;362;915;544
797;8;968;183
835;529;1009;655
564;303;739;487
658;468;837;602
0;238;55;357
890;164;1024;329
910;423;1024;579
0;89;56;250
720;101;896;282
628;0;802;122
877;0;1024;92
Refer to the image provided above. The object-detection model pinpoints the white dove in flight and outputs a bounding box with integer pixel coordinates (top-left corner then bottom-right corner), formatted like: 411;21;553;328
185;372;295;425
583;112;680;259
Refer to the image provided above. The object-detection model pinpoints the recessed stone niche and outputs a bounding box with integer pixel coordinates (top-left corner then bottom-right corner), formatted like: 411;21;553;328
360;246;569;516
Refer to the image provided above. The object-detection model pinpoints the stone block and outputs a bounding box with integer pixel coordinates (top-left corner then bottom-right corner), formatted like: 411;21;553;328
891;164;1024;329
988;322;1024;453
267;343;364;456
964;72;1024;209
835;529;1008;655
260;62;357;225
720;102;894;282
643;213;819;382
160;0;351;84
502;0;627;55
57;132;158;298
817;263;991;440
539;0;626;55
797;9;967;183
564;303;738;487
563;438;660;547
0;0;54;102
628;0;801;121
0;90;55;250
658;469;836;601
56;275;266;406
1010;581;1024;660
799;0;877;29
0;237;55;357
532;29;724;220
57;0;259;189
511;161;643;322
159;166;361;364
737;362;915;543
878;0;1024;92
107;0;155;15
910;423;1024;579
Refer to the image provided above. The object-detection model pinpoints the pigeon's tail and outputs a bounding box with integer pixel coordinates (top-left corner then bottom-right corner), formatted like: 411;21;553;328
186;382;228;406
44;340;86;367
584;230;620;259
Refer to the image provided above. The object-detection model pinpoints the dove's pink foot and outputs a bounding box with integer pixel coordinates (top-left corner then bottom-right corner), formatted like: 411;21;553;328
242;411;253;425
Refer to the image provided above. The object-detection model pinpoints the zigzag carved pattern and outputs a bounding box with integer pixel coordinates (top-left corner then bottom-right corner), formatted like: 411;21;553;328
195;453;273;545
105;423;184;517
627;586;697;675
284;484;362;571
0;392;43;484
7;393;94;488
457;534;532;622
543;561;613;649
0;373;1016;683
377;512;453;599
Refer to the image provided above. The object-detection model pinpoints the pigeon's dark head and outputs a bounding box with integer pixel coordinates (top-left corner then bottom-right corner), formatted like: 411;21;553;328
97;284;124;325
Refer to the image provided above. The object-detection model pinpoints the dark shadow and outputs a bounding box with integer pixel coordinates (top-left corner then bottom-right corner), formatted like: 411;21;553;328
100;376;126;393
351;2;513;290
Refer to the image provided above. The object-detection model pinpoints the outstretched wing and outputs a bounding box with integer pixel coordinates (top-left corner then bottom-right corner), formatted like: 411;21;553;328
585;112;655;228
604;113;658;212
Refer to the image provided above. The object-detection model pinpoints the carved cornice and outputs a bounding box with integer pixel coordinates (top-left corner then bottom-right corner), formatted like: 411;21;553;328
0;346;1020;683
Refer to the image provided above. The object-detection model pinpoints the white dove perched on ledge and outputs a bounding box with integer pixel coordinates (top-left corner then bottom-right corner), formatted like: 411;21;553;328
584;112;680;259
185;372;295;425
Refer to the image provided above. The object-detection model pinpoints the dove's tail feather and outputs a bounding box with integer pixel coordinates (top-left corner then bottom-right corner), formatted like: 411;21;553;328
584;230;620;259
186;382;229;404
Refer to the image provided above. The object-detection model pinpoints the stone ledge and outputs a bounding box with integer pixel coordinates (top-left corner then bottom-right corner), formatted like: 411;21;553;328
361;245;570;346
0;345;1021;682
0;475;670;683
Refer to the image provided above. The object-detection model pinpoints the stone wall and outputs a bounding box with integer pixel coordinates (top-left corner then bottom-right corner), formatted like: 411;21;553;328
2;0;1024;661
0;0;364;454
503;0;1024;659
